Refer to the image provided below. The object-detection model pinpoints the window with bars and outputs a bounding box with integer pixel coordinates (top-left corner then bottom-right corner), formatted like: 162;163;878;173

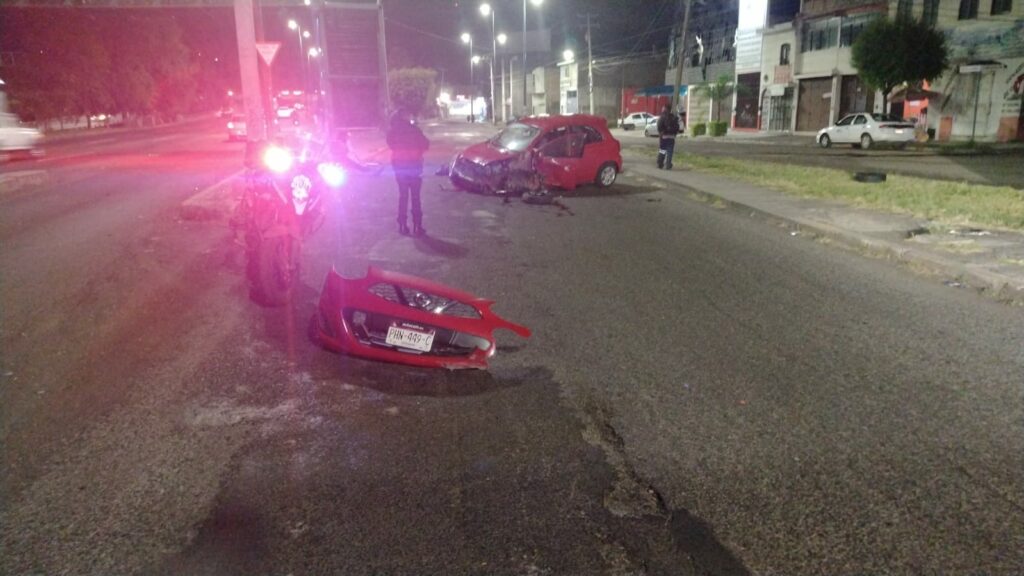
921;0;939;26
991;0;1012;14
839;15;873;47
958;0;978;19
800;19;838;52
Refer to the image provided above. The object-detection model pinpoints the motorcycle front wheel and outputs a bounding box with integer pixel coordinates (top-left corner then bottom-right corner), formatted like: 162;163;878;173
256;235;297;306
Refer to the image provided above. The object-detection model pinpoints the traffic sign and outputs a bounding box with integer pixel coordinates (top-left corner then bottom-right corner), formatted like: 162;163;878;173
256;42;281;66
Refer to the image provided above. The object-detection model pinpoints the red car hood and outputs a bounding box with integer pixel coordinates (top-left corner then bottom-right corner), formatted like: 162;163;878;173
458;141;520;165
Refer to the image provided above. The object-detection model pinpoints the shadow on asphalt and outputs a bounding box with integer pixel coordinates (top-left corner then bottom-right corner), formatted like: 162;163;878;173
332;363;547;398
412;234;470;258
567;182;659;199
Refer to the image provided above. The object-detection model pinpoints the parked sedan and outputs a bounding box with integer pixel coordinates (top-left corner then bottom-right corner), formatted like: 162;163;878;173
450;114;622;192
643;117;660;137
817;113;915;149
621;112;654;131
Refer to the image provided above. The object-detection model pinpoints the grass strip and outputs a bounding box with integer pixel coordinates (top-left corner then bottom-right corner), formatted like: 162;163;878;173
673;154;1024;232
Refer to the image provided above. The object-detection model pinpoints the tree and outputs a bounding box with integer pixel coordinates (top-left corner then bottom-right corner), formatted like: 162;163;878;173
852;16;948;112
695;75;736;122
388;68;438;116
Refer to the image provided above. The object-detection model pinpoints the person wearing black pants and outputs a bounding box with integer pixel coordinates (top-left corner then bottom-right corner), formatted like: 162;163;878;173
386;108;430;236
656;104;680;170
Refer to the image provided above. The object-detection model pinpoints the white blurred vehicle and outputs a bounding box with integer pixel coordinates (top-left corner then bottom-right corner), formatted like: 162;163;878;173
0;112;42;157
817;113;915;149
226;114;247;141
620;112;654;131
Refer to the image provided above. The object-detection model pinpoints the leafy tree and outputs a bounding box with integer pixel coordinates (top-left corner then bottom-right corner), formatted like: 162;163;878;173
852;16;948;111
388;67;438;116
695;75;737;122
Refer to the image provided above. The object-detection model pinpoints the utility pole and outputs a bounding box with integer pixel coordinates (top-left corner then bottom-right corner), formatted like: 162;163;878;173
501;57;507;123
671;0;691;116
586;12;594;115
521;0;527;116
234;0;265;141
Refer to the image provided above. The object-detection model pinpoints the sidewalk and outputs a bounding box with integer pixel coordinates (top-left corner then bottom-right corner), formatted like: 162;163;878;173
623;150;1024;304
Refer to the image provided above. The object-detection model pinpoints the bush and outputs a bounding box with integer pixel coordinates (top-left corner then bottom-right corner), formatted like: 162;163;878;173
692;123;707;137
709;121;728;137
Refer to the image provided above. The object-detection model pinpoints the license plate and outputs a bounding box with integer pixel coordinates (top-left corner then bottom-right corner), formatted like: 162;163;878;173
386;325;434;352
894;129;904;134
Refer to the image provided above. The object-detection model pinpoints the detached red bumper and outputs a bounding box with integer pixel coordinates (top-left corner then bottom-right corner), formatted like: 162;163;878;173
313;267;531;369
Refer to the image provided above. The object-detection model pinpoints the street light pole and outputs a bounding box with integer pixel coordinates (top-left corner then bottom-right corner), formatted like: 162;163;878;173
462;33;474;121
522;0;526;116
482;3;497;123
520;0;543;117
288;19;306;92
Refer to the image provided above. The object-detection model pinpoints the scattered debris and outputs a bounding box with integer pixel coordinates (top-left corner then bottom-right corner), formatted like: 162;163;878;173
853;171;887;183
944;280;965;288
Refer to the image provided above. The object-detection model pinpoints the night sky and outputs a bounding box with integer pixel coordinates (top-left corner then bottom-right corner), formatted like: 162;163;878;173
169;0;677;91
1;1;677;96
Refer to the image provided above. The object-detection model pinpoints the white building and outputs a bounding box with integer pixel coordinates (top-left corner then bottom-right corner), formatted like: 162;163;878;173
734;0;770;129
891;0;1024;142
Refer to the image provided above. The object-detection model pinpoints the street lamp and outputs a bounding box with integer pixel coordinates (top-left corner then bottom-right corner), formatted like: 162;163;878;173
562;49;574;62
461;33;476;121
521;0;544;117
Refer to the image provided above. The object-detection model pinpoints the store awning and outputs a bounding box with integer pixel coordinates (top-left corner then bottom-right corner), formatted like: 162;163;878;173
634;85;688;97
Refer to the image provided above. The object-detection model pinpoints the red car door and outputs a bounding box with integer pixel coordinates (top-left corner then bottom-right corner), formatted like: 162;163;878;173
534;127;586;190
576;125;610;184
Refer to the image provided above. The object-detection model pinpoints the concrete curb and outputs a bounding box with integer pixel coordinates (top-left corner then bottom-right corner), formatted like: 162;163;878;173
631;164;1024;305
180;170;244;221
0;170;50;198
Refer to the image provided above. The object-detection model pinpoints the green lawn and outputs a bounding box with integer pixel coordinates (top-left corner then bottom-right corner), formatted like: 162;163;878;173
676;154;1024;232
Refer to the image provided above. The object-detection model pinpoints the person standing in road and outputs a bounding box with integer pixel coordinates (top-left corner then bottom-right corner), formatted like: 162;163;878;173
656;104;681;170
386;108;430;236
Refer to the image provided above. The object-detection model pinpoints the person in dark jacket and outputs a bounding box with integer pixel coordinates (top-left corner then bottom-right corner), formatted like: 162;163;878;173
656;104;681;170
386;108;430;236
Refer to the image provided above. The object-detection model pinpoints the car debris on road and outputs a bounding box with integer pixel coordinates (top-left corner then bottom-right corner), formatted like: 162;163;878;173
312;267;531;369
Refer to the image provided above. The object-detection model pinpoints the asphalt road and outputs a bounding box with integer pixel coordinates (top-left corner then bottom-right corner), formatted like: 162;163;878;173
614;128;1024;189
2;118;1022;575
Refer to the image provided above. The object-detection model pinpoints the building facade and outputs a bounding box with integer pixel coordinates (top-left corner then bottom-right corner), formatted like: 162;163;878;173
789;0;888;132
892;0;1024;141
530;65;560;116
665;0;740;126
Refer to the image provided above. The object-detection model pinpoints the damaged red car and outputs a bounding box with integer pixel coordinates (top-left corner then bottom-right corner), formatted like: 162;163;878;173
449;114;622;193
312;267;531;369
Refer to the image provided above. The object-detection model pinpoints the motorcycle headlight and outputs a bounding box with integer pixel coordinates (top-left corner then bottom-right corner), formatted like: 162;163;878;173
317;162;347;188
262;145;293;173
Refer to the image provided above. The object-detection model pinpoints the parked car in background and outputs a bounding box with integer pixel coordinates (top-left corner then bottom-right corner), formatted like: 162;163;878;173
226;114;247;141
643;117;659;137
450;114;622;192
0;112;42;158
817;113;915;149
620;112;654;131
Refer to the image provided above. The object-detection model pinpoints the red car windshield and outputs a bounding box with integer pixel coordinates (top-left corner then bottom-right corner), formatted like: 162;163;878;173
489;123;541;152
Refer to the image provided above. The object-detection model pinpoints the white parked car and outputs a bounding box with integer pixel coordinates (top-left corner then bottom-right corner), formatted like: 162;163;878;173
621;112;654;131
817;113;915;149
0;112;42;157
643;117;659;137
